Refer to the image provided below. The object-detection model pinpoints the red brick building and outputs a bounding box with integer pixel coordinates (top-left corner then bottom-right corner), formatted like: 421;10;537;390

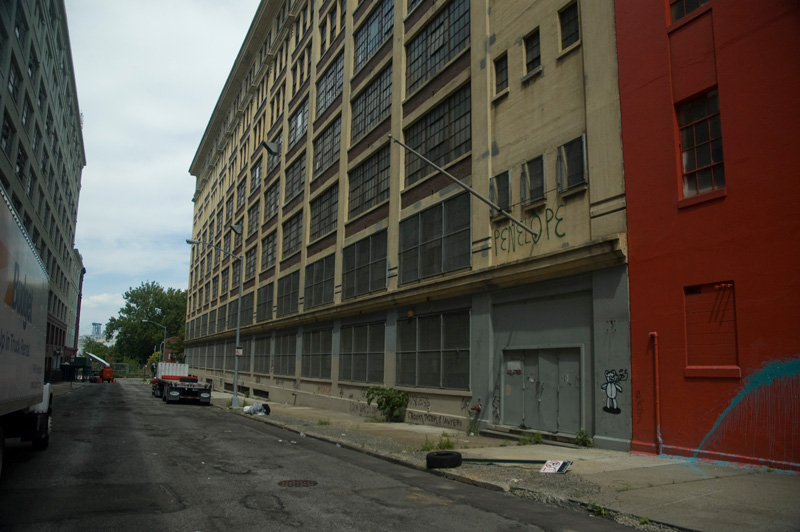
616;0;800;469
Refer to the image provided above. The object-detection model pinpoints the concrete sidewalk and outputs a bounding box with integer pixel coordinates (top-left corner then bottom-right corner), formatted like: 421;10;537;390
51;381;800;531
207;390;799;532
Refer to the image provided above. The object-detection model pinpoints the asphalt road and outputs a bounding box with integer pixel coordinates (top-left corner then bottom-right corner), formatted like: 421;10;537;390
0;380;629;531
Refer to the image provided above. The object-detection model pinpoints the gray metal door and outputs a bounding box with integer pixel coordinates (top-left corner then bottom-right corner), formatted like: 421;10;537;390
502;348;581;433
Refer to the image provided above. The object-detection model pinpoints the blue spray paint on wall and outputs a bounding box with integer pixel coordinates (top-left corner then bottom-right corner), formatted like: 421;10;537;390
690;356;800;469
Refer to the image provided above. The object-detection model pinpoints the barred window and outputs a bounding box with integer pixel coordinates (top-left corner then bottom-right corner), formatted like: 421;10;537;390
354;0;393;72
261;232;276;271
309;184;338;240
317;53;344;116
274;331;297;376
277;271;300;317
525;29;541;74
267;133;282;173
264;180;280;221
302;328;332;379
227;300;237;330
404;84;471;186
285;154;306;201
399;193;470;284
349;146;390;218
556;134;587;192
247;201;260;236
351;65;392;143
304;253;335;309
282;211;303;256
313;115;341;178
406;0;470;93
241;291;255;326
522;155;545;204
253;335;271;374
340;322;384;383
559;2;580;50
257;282;274;322
217;303;227;331
343;230;387;299
397;310;470;389
208;309;216;335
245;246;258;280
288;100;309;149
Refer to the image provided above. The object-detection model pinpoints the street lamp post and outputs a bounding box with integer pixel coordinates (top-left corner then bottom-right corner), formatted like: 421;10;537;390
186;230;244;408
142;319;167;364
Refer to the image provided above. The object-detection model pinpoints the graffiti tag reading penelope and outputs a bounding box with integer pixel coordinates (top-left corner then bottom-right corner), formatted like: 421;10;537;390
493;205;566;255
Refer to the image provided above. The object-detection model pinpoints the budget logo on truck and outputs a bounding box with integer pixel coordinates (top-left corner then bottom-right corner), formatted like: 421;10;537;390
6;262;34;329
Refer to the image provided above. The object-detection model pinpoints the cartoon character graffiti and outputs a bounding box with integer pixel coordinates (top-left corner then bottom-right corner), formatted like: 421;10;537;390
601;369;625;414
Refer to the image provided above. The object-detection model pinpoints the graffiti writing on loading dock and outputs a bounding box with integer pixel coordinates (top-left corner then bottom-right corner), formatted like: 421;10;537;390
493;205;566;255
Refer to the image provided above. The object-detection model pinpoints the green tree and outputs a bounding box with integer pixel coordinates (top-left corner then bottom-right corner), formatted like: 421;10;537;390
104;281;187;364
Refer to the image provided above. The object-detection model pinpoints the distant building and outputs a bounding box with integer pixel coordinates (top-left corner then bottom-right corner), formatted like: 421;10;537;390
0;0;86;379
92;322;102;338
616;0;800;469
185;0;630;449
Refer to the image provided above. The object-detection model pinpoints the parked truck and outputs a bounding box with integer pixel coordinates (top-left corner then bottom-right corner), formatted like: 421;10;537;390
152;362;212;405
0;186;52;477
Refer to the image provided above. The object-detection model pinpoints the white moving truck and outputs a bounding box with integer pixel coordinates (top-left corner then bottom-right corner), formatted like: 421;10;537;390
0;186;52;477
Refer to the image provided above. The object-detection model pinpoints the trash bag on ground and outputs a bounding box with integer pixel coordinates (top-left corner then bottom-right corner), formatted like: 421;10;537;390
243;403;270;415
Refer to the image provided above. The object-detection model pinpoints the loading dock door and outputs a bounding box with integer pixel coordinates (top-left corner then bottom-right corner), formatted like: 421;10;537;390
502;348;581;433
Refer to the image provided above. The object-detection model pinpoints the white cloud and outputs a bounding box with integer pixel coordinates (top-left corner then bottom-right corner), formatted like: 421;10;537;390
66;0;258;335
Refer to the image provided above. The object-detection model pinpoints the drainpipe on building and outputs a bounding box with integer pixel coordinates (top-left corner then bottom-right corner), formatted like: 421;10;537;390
649;331;662;455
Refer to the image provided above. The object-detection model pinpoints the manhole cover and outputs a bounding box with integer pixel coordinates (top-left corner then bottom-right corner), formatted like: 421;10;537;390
277;480;318;488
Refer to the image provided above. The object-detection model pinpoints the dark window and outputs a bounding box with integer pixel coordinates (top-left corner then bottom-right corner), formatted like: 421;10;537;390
267;133;282;173
404;84;471;186
317;53;344;115
253;336;271;373
406;0;470;93
525;29;541;73
288;100;308;149
397;310;470;389
261;232;276;271
251;158;262;191
277;271;300;317
240;291;255;326
490;171;510;213
523;155;545;203
264;180;280;220
274;332;297;376
256;282;274;322
313;115;341;178
247;201;260;236
351;65;392;142
399;193;470;284
304;254;335;309
559;2;580;50
494;54;508;93
678;91;725;198
309;184;338;240
348;145;390;218
285;154;306;201
340;322;385;383
245;247;258;280
302;328;332;379
282;212;303;256
670;0;711;22
343;230;387;299
354;0;393;72
557;135;586;192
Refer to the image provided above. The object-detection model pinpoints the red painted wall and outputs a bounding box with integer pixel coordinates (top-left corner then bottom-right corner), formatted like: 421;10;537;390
616;0;800;469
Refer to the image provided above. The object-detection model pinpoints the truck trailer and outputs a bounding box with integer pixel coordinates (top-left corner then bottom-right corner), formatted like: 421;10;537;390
152;362;212;405
0;187;52;477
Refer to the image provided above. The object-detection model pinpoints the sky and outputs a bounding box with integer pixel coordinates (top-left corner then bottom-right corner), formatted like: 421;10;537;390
65;0;259;336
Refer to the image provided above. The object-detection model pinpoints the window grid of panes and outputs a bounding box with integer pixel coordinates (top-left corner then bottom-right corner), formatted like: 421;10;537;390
261;232;276;271
282;212;303;257
309;184;338;241
287;100;309;149
340;322;385;383
276;271;300;317
316;53;344;115
256;283;274;322
274;332;297;376
301;328;333;379
348;145;390;218
351;65;392;142
304;253;335;309
313;115;341;178
354;0;393;72
397;310;470;389
342;230;387;300
285;153;306;201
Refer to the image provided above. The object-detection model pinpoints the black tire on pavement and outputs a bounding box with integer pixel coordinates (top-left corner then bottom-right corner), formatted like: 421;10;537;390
426;451;462;469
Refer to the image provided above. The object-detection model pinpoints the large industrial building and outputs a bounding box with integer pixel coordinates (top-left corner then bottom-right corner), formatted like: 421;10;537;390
186;0;630;450
0;0;86;379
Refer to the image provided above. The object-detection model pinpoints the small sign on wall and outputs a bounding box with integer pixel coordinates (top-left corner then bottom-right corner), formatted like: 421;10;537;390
506;360;522;375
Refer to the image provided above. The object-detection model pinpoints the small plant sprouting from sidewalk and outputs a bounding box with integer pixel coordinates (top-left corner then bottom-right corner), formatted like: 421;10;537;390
364;415;385;423
366;386;409;422
227;398;249;409
575;429;593;447
639;517;651;525
438;433;455;450
420;437;434;452
517;433;543;446
588;503;608;517
317;418;331;425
